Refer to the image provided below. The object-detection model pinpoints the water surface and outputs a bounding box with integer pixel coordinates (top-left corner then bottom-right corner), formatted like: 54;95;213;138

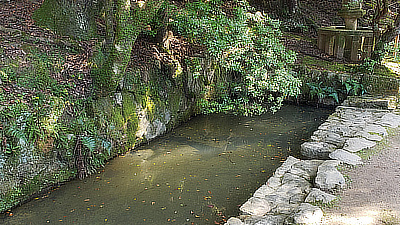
1;105;332;224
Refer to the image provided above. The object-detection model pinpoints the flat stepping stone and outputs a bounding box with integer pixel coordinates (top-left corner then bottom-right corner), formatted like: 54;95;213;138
378;113;400;128
356;131;383;142
343;137;376;153
363;124;387;136
329;149;363;165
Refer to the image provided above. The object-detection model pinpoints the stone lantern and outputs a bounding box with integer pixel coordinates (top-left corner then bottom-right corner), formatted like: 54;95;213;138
338;0;364;30
317;0;374;61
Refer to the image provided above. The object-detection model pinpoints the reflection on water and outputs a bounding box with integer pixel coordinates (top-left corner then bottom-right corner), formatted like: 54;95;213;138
1;105;332;225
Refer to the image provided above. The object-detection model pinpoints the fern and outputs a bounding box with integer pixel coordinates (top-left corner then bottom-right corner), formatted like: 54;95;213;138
81;136;96;152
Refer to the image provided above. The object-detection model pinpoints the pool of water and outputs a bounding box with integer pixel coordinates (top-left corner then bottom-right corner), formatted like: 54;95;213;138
1;105;333;225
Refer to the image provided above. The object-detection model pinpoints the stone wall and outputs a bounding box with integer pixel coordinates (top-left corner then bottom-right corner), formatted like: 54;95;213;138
226;105;400;225
0;52;223;212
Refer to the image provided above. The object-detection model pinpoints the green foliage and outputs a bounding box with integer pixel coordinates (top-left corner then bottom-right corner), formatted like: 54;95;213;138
351;58;377;75
343;78;366;96
171;0;301;115
306;82;340;103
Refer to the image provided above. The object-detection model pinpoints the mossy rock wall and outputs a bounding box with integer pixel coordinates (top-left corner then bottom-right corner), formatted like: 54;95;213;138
33;0;98;40
0;53;223;212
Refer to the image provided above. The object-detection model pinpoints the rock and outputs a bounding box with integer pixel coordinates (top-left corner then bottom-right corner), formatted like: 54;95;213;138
263;194;290;209
287;203;323;225
243;215;286;225
253;184;275;198
281;173;312;193
311;131;346;148
265;176;282;189
363;124;387;136
321;123;359;137
274;156;301;177
270;203;300;215
356;131;383;142
329;149;363;165
240;197;271;216
343;137;376;152
289;160;324;181
225;217;244;225
315;160;345;192
300;142;336;159
378;113;400;128
305;188;338;204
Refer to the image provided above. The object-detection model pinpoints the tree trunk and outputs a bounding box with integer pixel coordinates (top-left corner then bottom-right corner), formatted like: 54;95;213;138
371;14;400;62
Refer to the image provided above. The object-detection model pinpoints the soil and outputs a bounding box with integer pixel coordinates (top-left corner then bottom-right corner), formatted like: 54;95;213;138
322;130;400;225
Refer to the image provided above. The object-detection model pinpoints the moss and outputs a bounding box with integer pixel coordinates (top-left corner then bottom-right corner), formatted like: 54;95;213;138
0;167;75;213
33;0;97;40
374;64;399;77
122;92;138;149
300;55;354;72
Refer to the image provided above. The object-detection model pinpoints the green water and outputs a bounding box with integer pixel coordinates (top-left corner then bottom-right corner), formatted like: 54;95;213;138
1;105;332;225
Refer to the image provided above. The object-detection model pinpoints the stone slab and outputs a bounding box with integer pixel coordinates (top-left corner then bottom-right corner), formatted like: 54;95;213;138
343;137;376;152
329;149;363;165
378;113;400;128
363;124;387;136
356;131;383;142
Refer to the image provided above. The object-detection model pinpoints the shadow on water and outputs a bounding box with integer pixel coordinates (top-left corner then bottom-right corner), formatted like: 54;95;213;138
0;105;333;225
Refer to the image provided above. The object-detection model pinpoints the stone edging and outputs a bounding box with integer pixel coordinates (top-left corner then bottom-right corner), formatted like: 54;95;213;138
225;106;400;225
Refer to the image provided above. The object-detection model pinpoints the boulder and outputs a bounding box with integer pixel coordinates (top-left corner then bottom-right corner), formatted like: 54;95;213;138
240;197;271;216
265;176;282;189
289;160;324;181
270;203;300;215
253;184;275;198
281;173;312;193
243;215;286;225
225;217;244;225
274;156;300;177
315;160;345;192
287;203;323;225
343;137;376;152
300;142;336;159
329;149;363;165
311;130;346;148
305;188;337;204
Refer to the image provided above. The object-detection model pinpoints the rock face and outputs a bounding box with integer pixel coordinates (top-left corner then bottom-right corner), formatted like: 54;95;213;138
226;106;400;225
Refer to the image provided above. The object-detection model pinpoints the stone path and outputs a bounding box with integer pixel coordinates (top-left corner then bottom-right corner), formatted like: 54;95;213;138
322;132;400;225
225;106;400;225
